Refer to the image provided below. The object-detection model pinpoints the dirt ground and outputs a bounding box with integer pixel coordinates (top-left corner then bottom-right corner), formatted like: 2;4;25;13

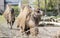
0;15;60;38
0;21;60;38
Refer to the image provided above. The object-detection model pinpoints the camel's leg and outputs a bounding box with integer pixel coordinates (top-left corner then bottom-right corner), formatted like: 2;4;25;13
21;26;25;33
7;19;9;24
10;21;13;29
30;27;38;36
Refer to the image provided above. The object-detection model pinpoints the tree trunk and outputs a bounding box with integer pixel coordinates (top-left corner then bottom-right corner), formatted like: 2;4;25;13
45;0;47;15
39;21;60;27
57;0;60;16
38;0;40;8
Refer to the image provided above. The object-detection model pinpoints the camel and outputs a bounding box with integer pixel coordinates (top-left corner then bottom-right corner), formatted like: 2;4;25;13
15;5;43;36
3;4;15;29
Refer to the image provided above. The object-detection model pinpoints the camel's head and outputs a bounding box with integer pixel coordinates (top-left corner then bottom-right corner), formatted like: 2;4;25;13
33;8;43;18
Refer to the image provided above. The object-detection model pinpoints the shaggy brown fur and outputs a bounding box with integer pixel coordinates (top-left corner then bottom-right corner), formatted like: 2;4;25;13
16;5;32;32
15;5;43;36
25;8;43;36
3;4;15;29
32;8;43;26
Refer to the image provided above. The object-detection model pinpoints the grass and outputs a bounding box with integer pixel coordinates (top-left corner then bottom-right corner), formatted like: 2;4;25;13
0;15;5;23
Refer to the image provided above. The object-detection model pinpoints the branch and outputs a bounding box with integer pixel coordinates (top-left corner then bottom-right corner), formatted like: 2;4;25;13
39;21;60;26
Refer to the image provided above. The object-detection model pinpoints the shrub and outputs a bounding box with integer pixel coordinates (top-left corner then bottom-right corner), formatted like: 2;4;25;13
12;6;20;17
